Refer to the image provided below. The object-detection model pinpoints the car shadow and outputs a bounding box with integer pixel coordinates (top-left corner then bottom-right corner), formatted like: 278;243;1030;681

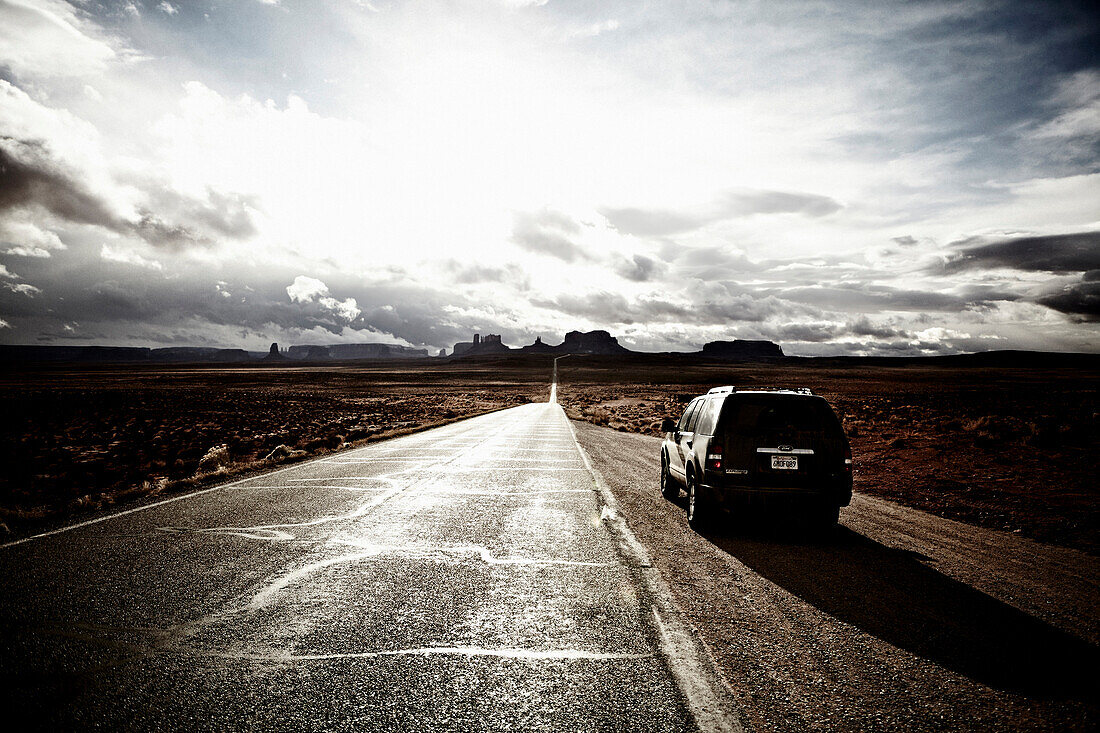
692;517;1100;703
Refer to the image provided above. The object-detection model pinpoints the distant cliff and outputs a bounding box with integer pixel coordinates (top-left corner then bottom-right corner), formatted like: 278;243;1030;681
0;345;252;364
700;339;784;360
452;333;511;356
559;330;631;354
287;343;429;360
517;330;633;355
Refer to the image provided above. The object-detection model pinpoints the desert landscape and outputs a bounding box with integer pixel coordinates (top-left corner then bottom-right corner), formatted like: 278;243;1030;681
551;355;1098;554
0;359;550;533
2;353;1096;555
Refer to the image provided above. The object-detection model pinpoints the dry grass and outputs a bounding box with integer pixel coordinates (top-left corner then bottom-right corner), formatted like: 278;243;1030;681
554;356;1099;554
0;361;549;533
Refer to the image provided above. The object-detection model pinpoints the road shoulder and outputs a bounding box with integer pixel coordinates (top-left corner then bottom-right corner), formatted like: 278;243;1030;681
572;419;1100;732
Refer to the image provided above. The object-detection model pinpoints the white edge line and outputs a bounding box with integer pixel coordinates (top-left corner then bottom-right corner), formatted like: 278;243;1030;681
563;409;745;733
1;405;527;550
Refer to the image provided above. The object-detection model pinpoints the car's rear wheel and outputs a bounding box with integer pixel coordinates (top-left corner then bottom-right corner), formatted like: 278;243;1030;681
660;452;678;500
811;505;840;537
687;469;709;530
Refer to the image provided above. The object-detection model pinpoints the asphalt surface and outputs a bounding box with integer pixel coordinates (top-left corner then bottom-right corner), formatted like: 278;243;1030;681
6;394;1097;732
0;401;723;731
573;421;1100;732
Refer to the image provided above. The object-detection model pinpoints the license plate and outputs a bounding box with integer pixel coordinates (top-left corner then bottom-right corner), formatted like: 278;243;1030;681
771;455;798;470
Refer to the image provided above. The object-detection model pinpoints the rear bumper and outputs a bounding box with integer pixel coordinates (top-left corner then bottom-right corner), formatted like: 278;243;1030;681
701;475;852;509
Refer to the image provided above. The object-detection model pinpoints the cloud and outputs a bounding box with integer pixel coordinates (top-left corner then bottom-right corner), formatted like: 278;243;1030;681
100;244;164;271
0;1;1097;356
771;283;978;312
1036;276;1100;321
848;315;907;339
534;288;784;326
510;209;590;262
0;140;120;229
1031;69;1100;143
0;135;257;251
286;275;361;323
613;253;664;282
939;231;1100;274
598;207;703;238
569;19;620;38
443;260;530;288
4;281;39;296
0;216;65;257
774;322;840;342
158;2;179;15
600;188;842;237
0;0;116;79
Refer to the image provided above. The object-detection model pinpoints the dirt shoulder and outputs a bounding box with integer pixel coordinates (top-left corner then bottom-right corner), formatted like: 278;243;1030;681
556;357;1099;555
573;419;1100;732
0;360;551;535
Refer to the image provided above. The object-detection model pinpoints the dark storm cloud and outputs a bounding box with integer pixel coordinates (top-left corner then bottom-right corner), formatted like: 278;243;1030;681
0;138;257;251
139;186;259;242
533;288;785;326
612;253;665;282
132;212;211;250
0;234;522;350
848;315;907;339
1037;278;1100;320
938;231;1100;274
510;209;590;262
599;188;842;237
774;322;840;342
772;283;974;312
0;140;118;228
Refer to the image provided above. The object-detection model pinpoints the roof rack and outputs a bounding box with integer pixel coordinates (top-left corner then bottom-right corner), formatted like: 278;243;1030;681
707;385;736;395
795;387;814;395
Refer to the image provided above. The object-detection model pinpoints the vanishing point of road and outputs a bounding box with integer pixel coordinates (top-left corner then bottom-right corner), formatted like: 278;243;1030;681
0;381;739;731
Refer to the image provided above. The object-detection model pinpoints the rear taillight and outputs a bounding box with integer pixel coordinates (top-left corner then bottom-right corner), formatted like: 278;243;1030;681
706;444;723;471
844;446;852;472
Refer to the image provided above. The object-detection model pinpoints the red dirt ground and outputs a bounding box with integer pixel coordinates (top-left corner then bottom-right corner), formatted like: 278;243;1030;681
553;357;1098;555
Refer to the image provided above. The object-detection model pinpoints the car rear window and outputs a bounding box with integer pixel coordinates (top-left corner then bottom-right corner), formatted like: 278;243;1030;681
718;396;843;438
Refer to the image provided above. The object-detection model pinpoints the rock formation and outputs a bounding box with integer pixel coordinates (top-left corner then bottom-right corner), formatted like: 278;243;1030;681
701;339;784;360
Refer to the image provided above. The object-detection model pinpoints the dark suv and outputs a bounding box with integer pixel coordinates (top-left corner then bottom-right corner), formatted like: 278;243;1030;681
660;386;852;530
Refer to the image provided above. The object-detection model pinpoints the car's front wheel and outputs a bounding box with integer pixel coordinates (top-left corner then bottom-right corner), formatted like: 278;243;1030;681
660;452;678;500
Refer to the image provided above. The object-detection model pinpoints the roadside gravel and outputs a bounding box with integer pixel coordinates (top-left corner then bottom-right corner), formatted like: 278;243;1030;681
573;420;1099;732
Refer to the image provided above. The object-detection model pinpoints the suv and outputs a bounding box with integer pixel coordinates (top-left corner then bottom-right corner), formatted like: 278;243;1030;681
659;386;852;530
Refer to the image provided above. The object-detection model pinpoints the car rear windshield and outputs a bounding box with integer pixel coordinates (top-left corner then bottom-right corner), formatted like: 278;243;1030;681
718;396;843;438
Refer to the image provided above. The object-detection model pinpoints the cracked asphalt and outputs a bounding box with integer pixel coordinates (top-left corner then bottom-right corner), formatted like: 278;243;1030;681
5;395;1096;731
0;402;699;731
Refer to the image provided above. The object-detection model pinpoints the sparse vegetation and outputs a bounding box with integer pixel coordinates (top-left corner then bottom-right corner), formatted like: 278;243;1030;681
0;361;549;533
555;357;1099;555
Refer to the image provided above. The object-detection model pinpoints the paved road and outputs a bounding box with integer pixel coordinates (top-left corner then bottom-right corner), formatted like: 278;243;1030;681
574;421;1100;732
0;401;733;731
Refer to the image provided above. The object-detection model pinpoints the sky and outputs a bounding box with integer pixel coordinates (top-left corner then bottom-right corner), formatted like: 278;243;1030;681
0;0;1098;356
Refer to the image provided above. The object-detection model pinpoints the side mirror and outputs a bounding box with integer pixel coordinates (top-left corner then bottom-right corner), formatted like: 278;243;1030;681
661;418;677;434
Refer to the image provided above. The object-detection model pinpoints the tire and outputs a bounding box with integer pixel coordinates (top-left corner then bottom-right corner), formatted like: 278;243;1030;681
811;505;840;537
660;452;678;500
686;469;709;530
